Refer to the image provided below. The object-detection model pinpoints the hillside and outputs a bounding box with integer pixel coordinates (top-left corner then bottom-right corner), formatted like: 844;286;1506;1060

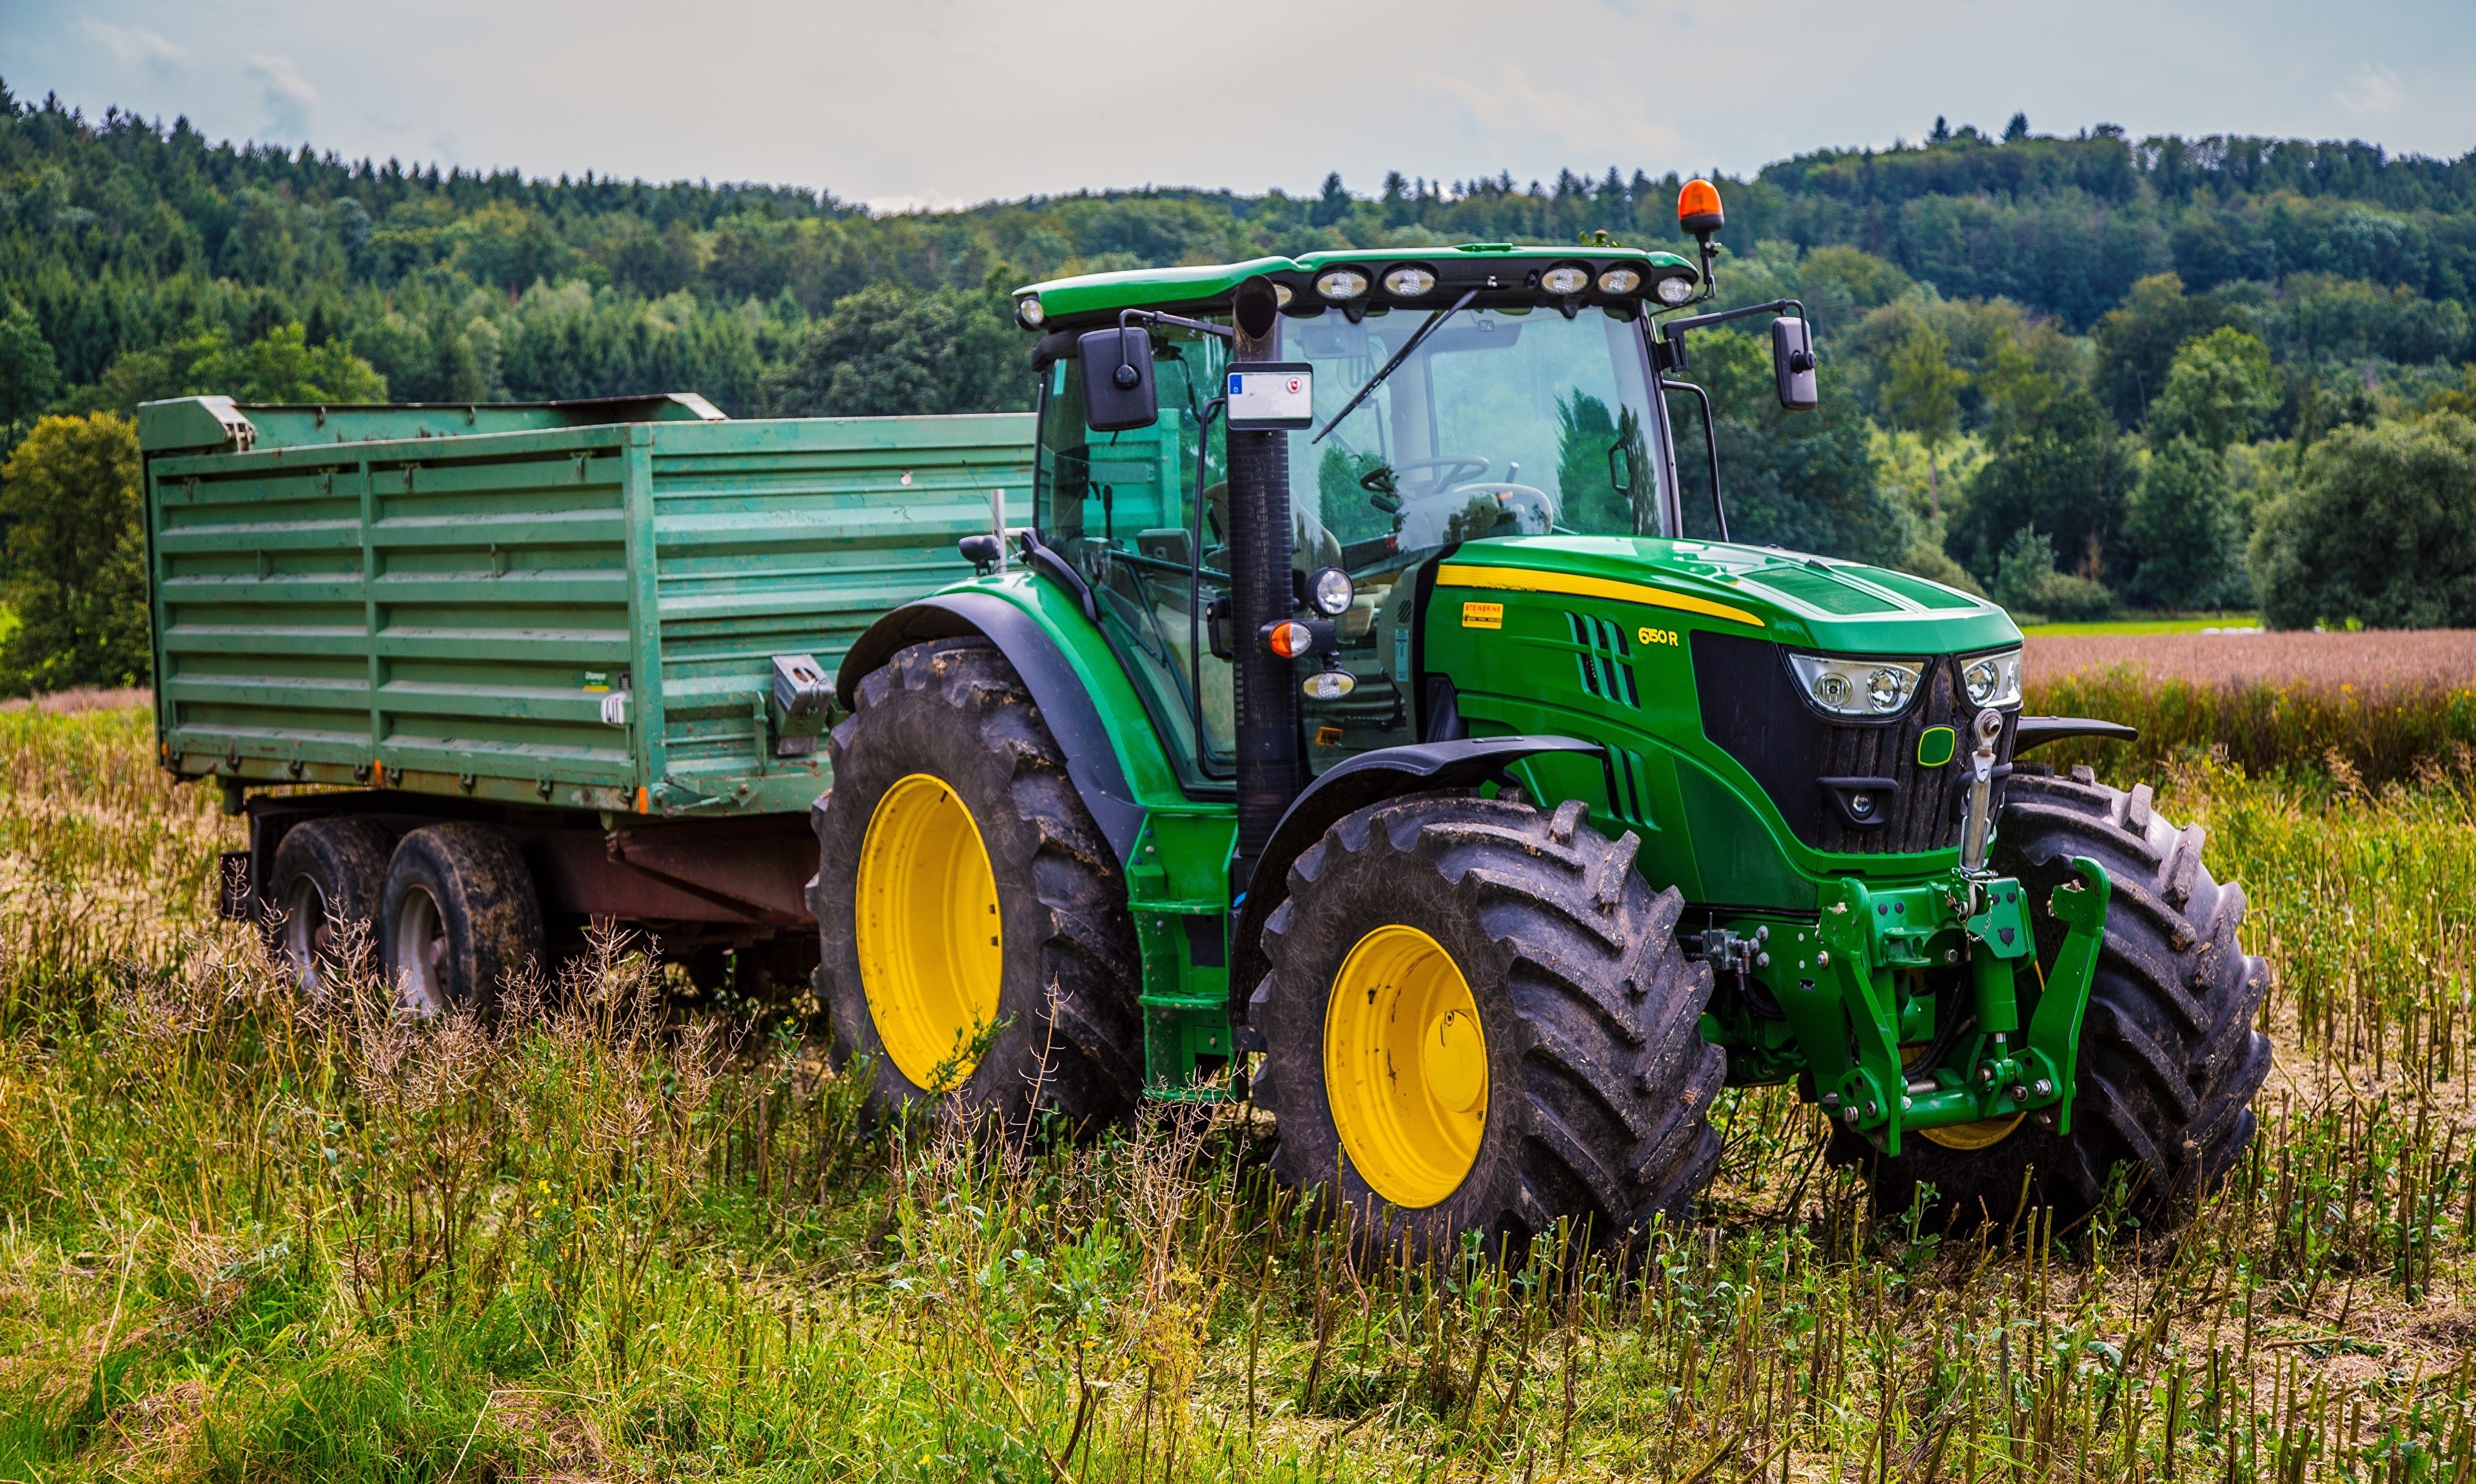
5;85;2473;409
5;81;2476;692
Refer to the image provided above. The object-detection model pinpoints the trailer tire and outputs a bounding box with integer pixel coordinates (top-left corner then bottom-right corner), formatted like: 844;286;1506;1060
380;823;543;1015
1830;770;2272;1236
266;816;395;995
1252;792;1723;1262
813;637;1141;1135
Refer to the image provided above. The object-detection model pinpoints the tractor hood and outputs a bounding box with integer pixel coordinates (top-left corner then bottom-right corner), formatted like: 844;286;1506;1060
1445;536;2021;656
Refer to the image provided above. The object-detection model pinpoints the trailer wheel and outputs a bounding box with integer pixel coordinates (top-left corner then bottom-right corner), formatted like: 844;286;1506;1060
1251;793;1723;1261
266;816;395;994
812;638;1141;1133
380;823;543;1015
1831;771;2273;1235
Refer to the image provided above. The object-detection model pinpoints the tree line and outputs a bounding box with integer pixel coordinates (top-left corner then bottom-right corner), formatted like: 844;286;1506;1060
5;84;2476;690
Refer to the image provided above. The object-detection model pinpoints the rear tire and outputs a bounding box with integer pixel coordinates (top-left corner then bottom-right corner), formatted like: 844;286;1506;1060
266;816;394;994
1252;793;1723;1262
379;824;543;1015
812;638;1141;1134
1832;770;2273;1235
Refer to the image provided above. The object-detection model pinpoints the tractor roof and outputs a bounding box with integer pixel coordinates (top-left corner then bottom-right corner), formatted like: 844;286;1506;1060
1014;244;1699;331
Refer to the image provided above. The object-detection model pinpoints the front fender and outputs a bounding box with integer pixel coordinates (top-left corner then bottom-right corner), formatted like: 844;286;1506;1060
1226;735;1607;1042
836;589;1146;862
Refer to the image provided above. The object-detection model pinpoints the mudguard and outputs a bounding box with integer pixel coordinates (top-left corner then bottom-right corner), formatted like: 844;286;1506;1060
1226;734;1607;1041
835;592;1146;862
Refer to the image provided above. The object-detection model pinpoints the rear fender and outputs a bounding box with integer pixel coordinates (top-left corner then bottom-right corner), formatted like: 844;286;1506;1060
1226;735;1607;1042
835;592;1146;862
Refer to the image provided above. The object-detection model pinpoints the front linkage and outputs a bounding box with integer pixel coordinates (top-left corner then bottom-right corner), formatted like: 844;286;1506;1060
1791;855;2109;1156
1802;703;2109;1154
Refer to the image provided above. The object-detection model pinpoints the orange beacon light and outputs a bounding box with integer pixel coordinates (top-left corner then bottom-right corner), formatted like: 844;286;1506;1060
1678;179;1725;239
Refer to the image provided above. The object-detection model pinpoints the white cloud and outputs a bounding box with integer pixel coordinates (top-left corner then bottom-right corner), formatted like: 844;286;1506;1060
82;19;188;72
244;54;317;142
2335;62;2404;116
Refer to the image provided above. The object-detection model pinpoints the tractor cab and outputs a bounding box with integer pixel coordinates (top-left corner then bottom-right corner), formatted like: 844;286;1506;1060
1017;242;1778;790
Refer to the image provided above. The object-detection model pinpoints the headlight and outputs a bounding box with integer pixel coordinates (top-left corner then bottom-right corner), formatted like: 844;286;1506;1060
1015;295;1046;328
1540;264;1590;295
1654;276;1695;306
1382;264;1436;297
1788;653;1925;718
1316;268;1370;300
1961;648;2024;708
1597;266;1642;295
1308;565;1354;616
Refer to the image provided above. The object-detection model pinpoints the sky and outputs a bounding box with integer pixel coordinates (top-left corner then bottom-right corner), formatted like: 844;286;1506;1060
6;0;2475;213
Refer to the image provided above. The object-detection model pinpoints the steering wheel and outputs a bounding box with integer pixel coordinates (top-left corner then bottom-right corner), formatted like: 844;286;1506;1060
1384;455;1492;494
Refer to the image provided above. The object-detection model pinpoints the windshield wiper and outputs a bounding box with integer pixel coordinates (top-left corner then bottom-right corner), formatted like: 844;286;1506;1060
1312;288;1479;444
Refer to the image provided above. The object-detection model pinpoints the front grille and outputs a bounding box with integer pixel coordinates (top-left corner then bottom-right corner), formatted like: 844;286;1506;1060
1692;632;2018;857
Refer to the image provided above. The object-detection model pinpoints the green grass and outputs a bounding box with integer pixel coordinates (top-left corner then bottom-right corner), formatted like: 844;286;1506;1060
2018;613;2261;636
5;707;2476;1481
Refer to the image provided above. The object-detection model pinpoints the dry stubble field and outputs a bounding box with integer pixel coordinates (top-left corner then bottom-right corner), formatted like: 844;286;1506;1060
3;688;2476;1482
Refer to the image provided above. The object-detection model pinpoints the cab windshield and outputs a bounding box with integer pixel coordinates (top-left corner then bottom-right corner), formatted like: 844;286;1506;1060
1283;302;1671;561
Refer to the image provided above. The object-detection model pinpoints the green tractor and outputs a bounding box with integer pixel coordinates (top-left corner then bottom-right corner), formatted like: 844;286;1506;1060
811;186;2271;1251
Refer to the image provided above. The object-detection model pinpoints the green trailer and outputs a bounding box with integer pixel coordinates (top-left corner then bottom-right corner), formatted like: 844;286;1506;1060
154;182;2273;1253
139;391;1031;1004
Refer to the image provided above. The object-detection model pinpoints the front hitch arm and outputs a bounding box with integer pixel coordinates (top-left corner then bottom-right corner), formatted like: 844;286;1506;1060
2023;855;2111;1135
1813;854;2112;1154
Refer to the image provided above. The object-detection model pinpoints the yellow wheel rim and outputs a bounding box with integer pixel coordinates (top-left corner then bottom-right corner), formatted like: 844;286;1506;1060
1921;1113;2025;1151
854;773;1003;1091
1323;925;1489;1209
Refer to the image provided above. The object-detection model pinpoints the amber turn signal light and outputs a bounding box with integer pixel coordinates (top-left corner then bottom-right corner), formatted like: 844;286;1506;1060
1678;179;1725;237
1266;621;1314;658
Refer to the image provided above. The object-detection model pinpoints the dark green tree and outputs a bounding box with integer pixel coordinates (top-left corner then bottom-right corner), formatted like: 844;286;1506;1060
1678;330;1911;563
2128;437;2248;609
2148;326;2279;452
1;413;149;693
0;297;59;433
2249;413;2476;629
1990;525;2116;620
761;284;1027;417
1947;385;2139;589
2092;274;2226;427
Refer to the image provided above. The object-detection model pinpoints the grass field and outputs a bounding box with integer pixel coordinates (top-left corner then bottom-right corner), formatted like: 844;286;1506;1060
6;704;2476;1482
2018;615;2261;638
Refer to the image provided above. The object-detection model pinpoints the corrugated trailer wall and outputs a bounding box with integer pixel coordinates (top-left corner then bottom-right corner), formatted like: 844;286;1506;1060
147;410;1034;817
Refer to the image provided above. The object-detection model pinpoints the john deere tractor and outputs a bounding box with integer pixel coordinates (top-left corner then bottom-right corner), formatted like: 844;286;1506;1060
811;184;2271;1251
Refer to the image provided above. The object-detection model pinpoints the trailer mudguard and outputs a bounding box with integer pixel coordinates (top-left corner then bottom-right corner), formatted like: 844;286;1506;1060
1225;735;1607;1039
836;592;1146;862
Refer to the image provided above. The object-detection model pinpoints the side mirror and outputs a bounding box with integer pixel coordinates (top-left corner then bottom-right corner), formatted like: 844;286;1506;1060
1079;325;1158;431
1772;317;1818;411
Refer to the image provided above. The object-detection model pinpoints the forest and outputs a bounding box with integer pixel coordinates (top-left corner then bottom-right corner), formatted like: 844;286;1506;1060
6;82;2476;690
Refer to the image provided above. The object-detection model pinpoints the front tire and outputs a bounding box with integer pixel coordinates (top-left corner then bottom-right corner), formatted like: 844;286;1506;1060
812;638;1141;1133
1835;770;2273;1235
1252;793;1723;1260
